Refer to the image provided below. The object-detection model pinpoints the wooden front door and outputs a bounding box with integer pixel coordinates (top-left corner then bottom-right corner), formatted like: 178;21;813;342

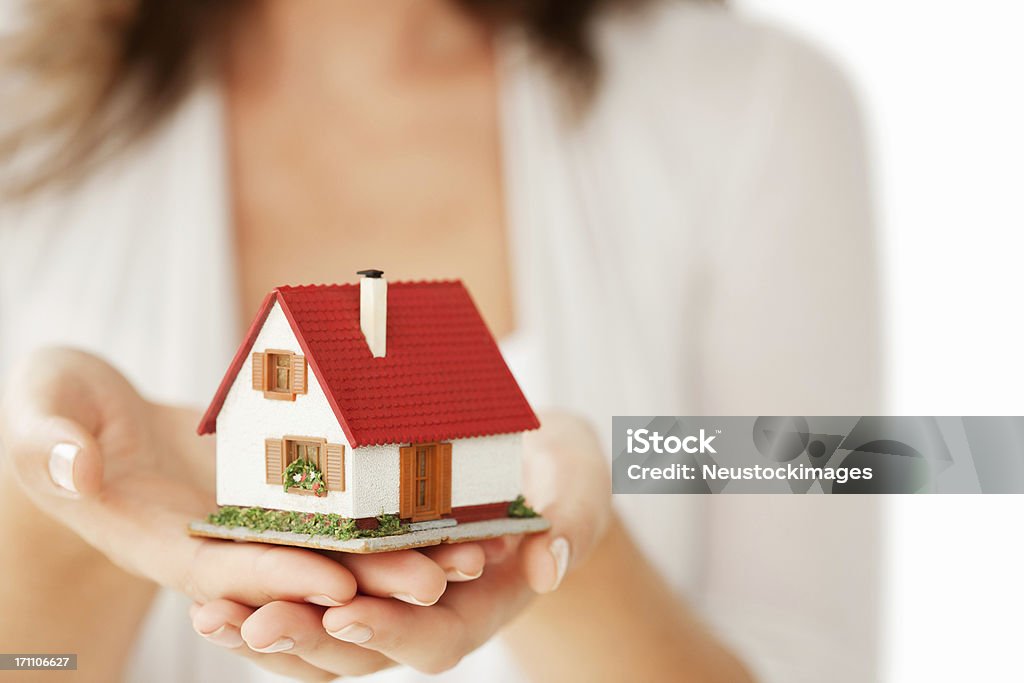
413;445;438;520
400;443;452;522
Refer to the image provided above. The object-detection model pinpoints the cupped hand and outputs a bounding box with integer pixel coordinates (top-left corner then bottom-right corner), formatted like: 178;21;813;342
0;348;483;616
189;412;613;679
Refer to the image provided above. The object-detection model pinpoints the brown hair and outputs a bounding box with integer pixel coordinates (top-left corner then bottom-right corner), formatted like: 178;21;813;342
0;0;654;198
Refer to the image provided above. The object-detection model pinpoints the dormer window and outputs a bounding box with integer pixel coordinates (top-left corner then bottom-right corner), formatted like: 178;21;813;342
251;349;307;400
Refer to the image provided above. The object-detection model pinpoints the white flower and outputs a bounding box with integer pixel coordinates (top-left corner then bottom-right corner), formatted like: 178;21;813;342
293;473;302;483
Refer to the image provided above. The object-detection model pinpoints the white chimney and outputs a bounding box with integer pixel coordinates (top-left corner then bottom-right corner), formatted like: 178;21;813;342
358;269;387;358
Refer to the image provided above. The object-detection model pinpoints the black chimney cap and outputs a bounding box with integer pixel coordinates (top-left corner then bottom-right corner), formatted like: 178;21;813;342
356;269;384;279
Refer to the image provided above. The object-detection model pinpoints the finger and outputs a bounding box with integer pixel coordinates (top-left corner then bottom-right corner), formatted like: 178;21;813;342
185;541;358;607
478;535;522;564
519;489;603;594
0;348;140;499
519;412;612;593
321;560;532;675
0;388;105;499
192;599;251;649
323;596;467;674
337;550;447;605
193;600;335;683
240;601;393;676
418;542;486;582
6;416;104;498
520;532;573;594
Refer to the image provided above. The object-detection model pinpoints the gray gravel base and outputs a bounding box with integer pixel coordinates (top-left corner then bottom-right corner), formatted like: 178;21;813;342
188;516;550;554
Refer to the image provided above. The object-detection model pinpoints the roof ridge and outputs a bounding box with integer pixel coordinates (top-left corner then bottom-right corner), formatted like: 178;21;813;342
276;279;464;294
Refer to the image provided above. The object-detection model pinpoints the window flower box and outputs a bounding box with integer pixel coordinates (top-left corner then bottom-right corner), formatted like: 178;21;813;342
286;487;318;496
283;458;328;497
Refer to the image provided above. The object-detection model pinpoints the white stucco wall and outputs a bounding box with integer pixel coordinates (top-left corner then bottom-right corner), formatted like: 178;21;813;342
349;444;400;519
216;302;354;516
450;433;522;508
348;433;522;518
215;303;525;519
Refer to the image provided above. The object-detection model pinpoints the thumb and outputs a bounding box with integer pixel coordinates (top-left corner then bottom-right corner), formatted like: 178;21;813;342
518;413;612;594
11;415;104;498
1;349;112;499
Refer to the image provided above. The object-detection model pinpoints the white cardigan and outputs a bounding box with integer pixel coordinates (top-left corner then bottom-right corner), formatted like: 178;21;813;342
0;4;881;682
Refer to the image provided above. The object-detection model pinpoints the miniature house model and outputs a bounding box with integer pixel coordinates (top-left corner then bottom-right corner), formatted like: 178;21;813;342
197;271;539;529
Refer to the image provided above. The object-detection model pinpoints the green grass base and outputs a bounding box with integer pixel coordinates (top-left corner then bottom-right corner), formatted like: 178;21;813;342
208;495;538;541
206;506;406;541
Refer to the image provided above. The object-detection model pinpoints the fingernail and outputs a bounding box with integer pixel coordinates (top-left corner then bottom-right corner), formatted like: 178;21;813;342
251;637;294;653
390;592;439;607
445;567;484;582
306;594;347;607
548;537;570;592
49;443;79;494
327;623;374;644
198;625;244;649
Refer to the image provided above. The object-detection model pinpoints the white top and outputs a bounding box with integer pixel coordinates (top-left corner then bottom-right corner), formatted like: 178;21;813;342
0;3;882;682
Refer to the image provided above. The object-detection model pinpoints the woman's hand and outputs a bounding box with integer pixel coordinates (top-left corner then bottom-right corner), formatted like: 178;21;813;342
0;348;484;614
188;412;613;679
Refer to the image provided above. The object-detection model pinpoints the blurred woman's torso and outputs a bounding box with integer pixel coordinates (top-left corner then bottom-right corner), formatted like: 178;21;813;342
223;2;515;337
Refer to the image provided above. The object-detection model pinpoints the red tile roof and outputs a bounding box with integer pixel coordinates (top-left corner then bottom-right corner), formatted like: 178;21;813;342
197;281;539;447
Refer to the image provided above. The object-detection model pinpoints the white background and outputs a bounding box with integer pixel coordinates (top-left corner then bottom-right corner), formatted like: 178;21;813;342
736;2;1024;680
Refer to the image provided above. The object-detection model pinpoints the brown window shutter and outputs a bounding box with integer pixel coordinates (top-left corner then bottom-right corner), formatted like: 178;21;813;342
325;443;345;491
439;443;452;515
252;352;266;391
399;446;415;519
265;438;284;485
291;355;307;394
